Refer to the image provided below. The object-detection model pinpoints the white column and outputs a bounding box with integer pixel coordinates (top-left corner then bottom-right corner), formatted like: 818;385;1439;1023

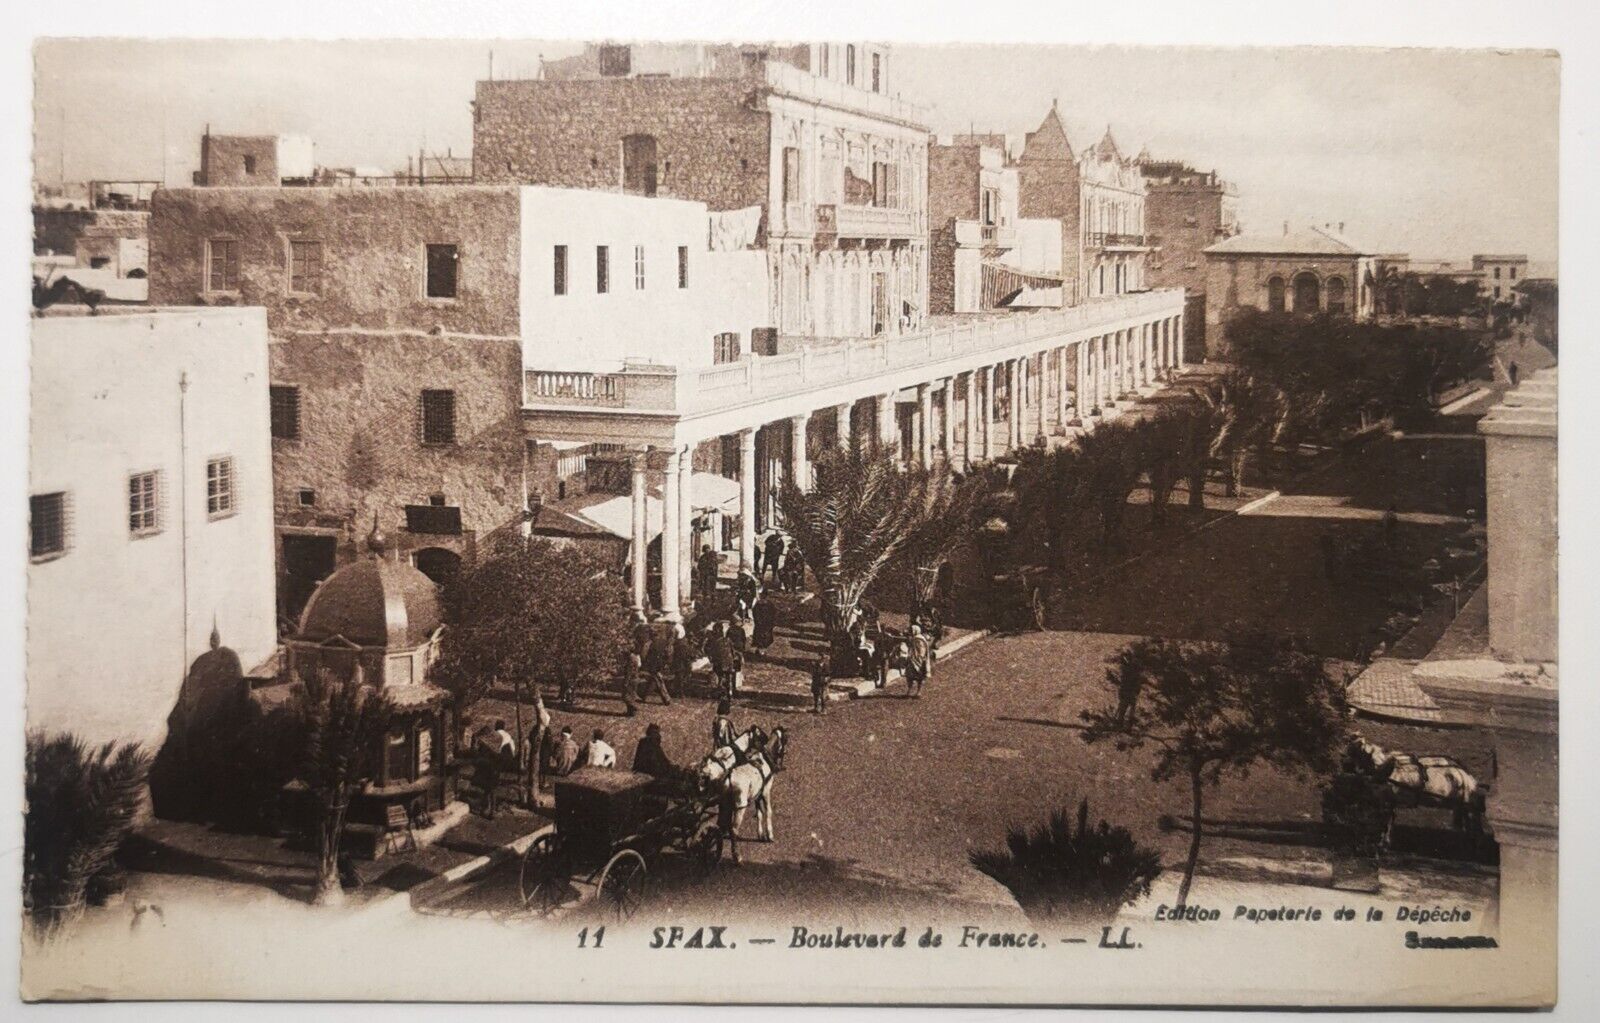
660;446;682;620
878;391;898;458
1056;347;1069;430
941;377;955;460
789;413;810;492
738;428;757;571
1176;313;1187;369
1074;342;1087;419
916;383;933;467
678;447;695;605
835;401;852;452
962;372;977;468
1006;359;1021;451
982;366;997;461
629;450;648;615
1032;354;1048;444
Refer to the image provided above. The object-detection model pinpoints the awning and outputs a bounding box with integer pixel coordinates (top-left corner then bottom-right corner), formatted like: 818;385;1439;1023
545;472;742;542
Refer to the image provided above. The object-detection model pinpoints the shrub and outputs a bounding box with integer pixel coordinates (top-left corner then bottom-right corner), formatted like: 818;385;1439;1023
24;731;153;937
970;799;1162;924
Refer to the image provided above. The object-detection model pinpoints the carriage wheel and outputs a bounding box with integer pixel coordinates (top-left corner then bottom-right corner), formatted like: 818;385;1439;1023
518;833;567;915
599;849;649;921
690;822;725;877
1029;587;1046;631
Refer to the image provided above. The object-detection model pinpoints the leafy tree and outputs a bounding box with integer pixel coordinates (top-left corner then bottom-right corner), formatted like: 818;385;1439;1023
971;798;1163;925
1077;420;1152;548
24;731;153;937
777;447;925;669
1139;411;1189;526
293;668;392;906
1082;634;1348;909
432;535;629;804
898;461;992;609
1014;445;1095;572
1196;369;1286;495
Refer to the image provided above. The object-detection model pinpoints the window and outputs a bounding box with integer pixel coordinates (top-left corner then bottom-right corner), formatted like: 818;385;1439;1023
1510;266;1518;280
846;45;856;85
713;332;741;364
289;239;322;293
871;52;882;93
1494;267;1501;279
598;44;632;77
420;389;456;445
634;245;646;290
270;385;301;441
207;239;239;292
553;245;568;295
621;134;659;197
424;243;458;299
678;246;689;289
206;457;236;518
782;146;800;204
30;492;68;559
819;44;830;78
596;245;610;294
1326;276;1348;314
128;470;161;536
243;154;257;175
298;488;316;507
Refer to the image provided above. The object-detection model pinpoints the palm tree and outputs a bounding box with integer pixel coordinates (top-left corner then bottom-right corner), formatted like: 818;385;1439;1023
1197;371;1286;497
293;667;393;906
1075;420;1147;549
899;461;993;609
777;448;925;669
24;731;152;937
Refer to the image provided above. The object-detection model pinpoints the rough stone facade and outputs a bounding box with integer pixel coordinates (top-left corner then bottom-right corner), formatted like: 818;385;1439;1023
33;207;149;268
198;135;280;187
149;185;522;336
928;145;982;315
270;329;526;597
1016;110;1082;304
472;79;771;222
1144;179;1237;299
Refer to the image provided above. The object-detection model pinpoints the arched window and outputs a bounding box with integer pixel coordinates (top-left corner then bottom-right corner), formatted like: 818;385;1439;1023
1266;276;1286;312
1292;272;1320;314
413;547;461;589
1325;276;1347;314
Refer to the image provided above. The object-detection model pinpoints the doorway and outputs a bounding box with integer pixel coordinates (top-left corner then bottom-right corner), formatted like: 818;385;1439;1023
281;533;337;627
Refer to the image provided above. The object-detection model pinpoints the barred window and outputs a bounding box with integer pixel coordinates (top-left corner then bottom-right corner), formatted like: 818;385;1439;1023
678;246;689;289
270;385;301;440
713;332;741;365
421;389;456;445
425;243;459;298
553;245;568;296
128;470;161;536
596;245;610;294
206;456;236;518
289;239;323;293
207;239;239;292
30;491;69;559
634;245;646;290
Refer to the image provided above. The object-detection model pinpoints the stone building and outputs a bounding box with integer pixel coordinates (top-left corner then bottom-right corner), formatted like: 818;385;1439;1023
1015;104;1152;306
928;139;1020;314
148;182;769;621
27;308;279;750
1138;157;1238;355
1202;224;1378;351
1472;253;1530;308
472;41;930;341
193;131;317;187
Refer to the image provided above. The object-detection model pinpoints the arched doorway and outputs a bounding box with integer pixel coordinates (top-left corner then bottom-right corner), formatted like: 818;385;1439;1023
1325;276;1347;314
1293;272;1321;314
1266;276;1286;312
413;547;461;589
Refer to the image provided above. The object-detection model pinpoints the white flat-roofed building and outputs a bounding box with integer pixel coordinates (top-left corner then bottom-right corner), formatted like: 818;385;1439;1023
27;308;279;750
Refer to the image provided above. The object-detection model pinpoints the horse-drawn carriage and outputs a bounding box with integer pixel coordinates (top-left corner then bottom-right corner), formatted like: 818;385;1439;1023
517;768;725;919
1347;737;1489;834
989;565;1049;633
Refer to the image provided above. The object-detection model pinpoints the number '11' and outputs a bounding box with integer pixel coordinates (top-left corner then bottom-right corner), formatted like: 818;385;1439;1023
578;926;606;948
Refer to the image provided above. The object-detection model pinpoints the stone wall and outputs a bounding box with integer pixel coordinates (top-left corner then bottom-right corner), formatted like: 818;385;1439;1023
200;135;280;187
1145;183;1226;298
33;207;149;259
472;78;771;220
270;329;526;576
149;185;522;336
928;146;980;316
1016;158;1082;303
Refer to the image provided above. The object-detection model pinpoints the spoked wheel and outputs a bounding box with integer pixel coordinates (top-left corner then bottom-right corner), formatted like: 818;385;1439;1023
598;848;649;921
690;821;725;877
518;833;568;915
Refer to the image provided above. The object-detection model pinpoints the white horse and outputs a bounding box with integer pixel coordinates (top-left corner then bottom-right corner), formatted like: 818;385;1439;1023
1350;737;1484;827
699;745;775;861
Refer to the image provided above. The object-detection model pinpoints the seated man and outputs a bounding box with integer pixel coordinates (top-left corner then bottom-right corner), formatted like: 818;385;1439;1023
584;728;617;768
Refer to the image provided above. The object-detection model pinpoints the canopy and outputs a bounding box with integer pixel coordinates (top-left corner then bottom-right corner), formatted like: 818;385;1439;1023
546;472;741;542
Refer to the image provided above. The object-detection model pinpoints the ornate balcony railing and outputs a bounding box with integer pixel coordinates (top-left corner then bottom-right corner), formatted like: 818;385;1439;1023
1086;231;1149;249
956;220;1017;249
824;203;925;240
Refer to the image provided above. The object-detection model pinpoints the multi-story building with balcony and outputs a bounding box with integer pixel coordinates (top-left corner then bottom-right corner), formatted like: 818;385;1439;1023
471;41;930;343
929;139;1021;314
1016;104;1152;308
1138;156;1239;355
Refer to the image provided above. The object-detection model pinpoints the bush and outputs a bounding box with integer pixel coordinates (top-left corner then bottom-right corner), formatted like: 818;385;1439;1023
970;799;1162;924
24;731;153;937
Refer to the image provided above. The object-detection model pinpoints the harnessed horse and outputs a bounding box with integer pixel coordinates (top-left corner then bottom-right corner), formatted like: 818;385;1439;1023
698;728;776;860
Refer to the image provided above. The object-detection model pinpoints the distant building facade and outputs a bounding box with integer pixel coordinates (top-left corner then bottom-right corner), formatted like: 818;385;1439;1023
27;309;279;749
472;41;930;341
1472;253;1529;307
193;131;317;187
1138;157;1238;355
1203;224;1377;349
928;139;1020;314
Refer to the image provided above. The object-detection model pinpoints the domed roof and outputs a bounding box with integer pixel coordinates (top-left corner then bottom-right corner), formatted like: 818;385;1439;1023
296;556;443;650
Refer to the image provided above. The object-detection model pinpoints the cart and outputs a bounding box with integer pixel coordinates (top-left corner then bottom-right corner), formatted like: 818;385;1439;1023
990;565;1049;633
517;768;725;919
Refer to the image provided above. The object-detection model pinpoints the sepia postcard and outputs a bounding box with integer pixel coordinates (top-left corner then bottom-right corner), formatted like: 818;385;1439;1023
19;23;1565;1009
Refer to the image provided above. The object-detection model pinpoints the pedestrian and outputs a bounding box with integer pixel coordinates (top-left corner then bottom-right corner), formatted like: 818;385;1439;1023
751;530;769;580
712;698;736;750
558;671;576;709
668;622;693;695
584;729;617;768
632;723;676;778
476;742;502;819
905;624;930;698
728;644;745;698
528;689;551;798
643;627;673;705
752;595;776;651
1115;667;1143;730
697;544;721;597
493;719;517;758
764;530;787;588
621;646;641;716
810;656;830;715
537;715;558;792
728;615;749;658
705;622;735;696
1508;360;1520;386
551;726;581;777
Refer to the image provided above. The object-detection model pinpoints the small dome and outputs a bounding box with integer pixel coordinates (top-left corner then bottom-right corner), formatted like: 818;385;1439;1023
296;557;443;650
